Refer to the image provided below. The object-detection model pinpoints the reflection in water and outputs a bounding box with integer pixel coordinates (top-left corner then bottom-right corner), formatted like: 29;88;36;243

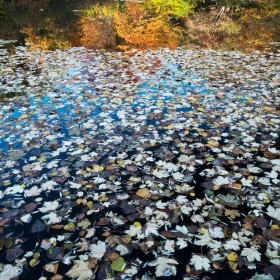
0;0;113;48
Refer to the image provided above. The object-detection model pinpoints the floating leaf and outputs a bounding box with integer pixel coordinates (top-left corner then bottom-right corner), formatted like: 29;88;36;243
6;248;24;262
136;188;151;198
111;257;126;272
227;252;238;261
31;219;46;233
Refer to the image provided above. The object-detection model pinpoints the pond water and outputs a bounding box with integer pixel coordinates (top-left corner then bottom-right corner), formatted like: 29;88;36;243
0;44;280;280
0;0;113;46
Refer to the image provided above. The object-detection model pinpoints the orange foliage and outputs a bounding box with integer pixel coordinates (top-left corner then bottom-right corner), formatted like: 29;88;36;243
79;15;116;50
238;8;280;51
113;3;184;50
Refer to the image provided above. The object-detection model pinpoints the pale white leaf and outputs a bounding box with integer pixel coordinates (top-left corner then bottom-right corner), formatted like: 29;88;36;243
0;265;22;280
241;246;261;262
148;257;178;277
41;212;61;225
223;239;241;251
38;201;60;213
115;244;130;255
189;254;211;270
209;227;225;239
176;238;188;249
164;240;175;252
266;205;280;220
89;241;106;259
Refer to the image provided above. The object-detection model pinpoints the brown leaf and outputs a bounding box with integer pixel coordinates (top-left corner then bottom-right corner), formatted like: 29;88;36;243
252;234;267;245
253;216;270;228
104;248;119;262
51;275;64;280
50;225;64;230
97;217;110;226
159;231;177;239
243;221;253;231
225;209;240;219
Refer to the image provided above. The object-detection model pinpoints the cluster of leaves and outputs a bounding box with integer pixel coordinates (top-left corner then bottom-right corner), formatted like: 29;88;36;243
0;44;280;280
80;0;195;50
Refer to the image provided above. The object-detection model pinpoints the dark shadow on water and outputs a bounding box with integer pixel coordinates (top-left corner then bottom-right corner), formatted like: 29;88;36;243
0;0;113;46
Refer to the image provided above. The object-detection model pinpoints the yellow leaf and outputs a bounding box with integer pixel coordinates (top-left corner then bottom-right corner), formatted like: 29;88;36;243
87;201;93;209
227;252;238;261
29;259;37;267
208;139;219;147
19;113;28;119
200;227;206;234
33;252;40;259
271;224;280;229
136;188;151;198
121;235;131;243
228;261;237;270
133;222;142;228
268;121;275;126
189;192;195;197
99;194;108;202
76;199;82;205
64;222;75;231
199;131;208;137
180;147;186;153
92;165;104;172
166;125;174;130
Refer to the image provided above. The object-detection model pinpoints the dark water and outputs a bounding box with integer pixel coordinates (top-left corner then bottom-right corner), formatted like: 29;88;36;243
0;0;113;46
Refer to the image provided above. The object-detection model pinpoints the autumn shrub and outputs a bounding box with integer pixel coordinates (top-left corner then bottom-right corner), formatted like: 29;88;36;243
80;0;195;51
113;2;186;51
185;6;241;49
236;7;280;51
20;23;71;51
79;4;117;50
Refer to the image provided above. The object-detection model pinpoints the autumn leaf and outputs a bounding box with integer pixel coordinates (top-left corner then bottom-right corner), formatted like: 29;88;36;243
136;188;151;198
0;265;22;280
241;246;261;262
225;209;240;219
65;260;93;280
148;257;178;277
189;254;211;271
75;238;89;252
111;257;126;272
89;241;106;259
